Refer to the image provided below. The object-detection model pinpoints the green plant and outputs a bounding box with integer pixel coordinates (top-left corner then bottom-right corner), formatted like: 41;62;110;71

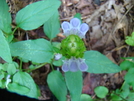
0;0;122;101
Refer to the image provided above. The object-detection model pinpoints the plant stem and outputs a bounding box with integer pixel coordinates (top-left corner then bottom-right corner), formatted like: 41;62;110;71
19;59;22;71
26;62;47;73
11;26;19;35
50;63;54;71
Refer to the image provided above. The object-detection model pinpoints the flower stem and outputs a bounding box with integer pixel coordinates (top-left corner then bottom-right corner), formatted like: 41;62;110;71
50;59;54;71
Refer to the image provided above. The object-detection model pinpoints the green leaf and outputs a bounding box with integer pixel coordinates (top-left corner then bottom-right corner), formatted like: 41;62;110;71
0;80;6;88
7;63;16;75
13;71;40;98
16;0;61;30
121;57;134;61
0;71;4;80
52;42;61;49
65;71;82;101
94;86;108;98
127;93;134;101
47;71;67;101
8;82;30;95
43;10;60;40
110;92;122;101
6;34;14;43
125;32;134;46
120;82;130;99
0;30;12;63
74;13;82;23
125;68;134;87
80;94;93;101
3;63;8;71
0;0;12;34
84;51;121;73
53;56;65;66
0;64;3;70
120;60;134;70
10;38;54;63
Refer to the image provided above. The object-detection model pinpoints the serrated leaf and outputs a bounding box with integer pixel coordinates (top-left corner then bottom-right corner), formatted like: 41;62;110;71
13;71;40;98
94;86;108;98
65;71;82;101
16;0;61;30
0;0;12;34
10;39;54;63
0;30;12;63
47;71;67;101
84;51;121;73
43;10;60;40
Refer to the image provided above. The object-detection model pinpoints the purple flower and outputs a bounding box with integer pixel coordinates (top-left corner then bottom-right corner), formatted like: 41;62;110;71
54;53;62;60
61;57;88;72
61;18;89;38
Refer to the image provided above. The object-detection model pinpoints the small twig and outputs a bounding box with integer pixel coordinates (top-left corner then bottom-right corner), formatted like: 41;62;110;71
112;5;134;35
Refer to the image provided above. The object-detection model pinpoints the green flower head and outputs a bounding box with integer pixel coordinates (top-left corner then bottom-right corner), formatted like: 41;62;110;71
61;34;86;58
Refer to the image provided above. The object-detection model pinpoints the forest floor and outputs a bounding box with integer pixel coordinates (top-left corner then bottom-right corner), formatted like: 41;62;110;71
7;0;134;100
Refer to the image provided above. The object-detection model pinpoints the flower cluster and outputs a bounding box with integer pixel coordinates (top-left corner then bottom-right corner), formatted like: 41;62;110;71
61;34;86;59
60;18;89;72
61;18;89;39
62;57;88;72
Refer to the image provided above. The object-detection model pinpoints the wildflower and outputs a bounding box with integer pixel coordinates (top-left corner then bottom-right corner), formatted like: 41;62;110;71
61;18;89;39
54;53;62;60
61;18;89;72
62;57;88;72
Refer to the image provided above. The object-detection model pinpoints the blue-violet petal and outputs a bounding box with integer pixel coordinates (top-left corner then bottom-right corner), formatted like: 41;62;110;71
70;18;81;28
61;22;71;33
62;61;69;72
69;59;79;72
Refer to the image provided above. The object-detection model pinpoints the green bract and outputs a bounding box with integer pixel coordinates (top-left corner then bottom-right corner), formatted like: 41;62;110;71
61;34;86;58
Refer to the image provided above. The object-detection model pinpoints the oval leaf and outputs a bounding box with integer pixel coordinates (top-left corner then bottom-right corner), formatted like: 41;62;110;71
13;71;40;98
84;51;121;73
125;68;134;86
7;63;16;75
47;71;67;101
10;39;54;63
94;86;108;98
16;0;61;30
80;94;93;101
0;30;12;63
8;82;30;95
65;71;82;101
43;10;60;40
0;0;12;34
120;60;134;70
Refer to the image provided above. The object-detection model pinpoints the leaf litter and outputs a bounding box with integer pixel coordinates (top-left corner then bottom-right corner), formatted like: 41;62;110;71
6;0;134;100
